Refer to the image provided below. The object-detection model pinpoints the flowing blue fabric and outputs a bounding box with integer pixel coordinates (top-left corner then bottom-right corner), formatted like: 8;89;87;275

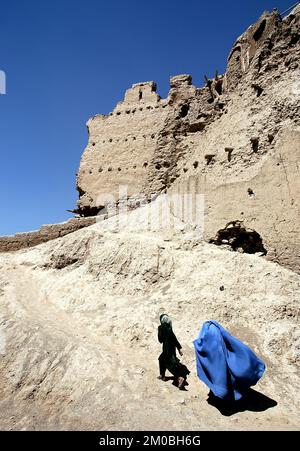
193;321;266;401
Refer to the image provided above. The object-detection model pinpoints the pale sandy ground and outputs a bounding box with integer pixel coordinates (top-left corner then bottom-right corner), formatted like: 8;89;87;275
0;212;299;430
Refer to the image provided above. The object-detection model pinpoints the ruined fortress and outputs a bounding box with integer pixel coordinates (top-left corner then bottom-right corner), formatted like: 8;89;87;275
1;6;299;273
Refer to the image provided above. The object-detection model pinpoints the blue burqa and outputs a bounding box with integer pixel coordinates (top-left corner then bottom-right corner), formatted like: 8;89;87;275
193;321;265;401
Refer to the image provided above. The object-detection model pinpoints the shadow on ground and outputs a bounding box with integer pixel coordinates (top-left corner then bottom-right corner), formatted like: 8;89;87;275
158;376;190;391
207;389;277;416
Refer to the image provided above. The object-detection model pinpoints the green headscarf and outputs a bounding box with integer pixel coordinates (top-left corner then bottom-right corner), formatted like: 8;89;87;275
160;314;172;329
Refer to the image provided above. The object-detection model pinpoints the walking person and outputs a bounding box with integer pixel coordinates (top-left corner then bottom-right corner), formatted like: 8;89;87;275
158;314;190;390
193;320;265;401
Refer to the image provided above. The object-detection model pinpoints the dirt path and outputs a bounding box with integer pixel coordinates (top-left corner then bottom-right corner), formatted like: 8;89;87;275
0;255;299;431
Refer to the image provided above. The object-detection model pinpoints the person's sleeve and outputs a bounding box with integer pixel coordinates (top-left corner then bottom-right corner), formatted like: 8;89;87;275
172;331;182;350
158;326;164;343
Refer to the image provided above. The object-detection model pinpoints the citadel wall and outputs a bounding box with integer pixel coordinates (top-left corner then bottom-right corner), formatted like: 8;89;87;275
0;217;96;252
75;7;300;273
1;7;299;273
76;82;171;215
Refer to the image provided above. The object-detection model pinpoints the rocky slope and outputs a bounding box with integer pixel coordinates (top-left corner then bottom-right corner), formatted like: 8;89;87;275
0;211;299;430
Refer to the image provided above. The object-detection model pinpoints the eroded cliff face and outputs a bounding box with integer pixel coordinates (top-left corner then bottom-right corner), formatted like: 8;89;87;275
76;7;300;272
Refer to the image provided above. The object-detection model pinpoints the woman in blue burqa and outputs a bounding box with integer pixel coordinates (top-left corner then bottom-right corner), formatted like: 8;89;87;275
194;320;266;401
158;314;190;390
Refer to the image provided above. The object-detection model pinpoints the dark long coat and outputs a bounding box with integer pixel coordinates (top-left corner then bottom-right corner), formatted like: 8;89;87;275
158;324;189;378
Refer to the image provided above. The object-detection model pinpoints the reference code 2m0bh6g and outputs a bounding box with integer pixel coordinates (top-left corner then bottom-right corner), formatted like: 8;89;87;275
99;434;201;448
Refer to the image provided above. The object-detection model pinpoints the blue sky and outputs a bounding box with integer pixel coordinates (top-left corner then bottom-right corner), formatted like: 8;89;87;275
0;0;295;235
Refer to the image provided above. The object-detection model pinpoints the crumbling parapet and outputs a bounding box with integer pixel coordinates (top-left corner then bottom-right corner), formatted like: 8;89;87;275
0;217;96;253
224;10;282;91
123;81;160;105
